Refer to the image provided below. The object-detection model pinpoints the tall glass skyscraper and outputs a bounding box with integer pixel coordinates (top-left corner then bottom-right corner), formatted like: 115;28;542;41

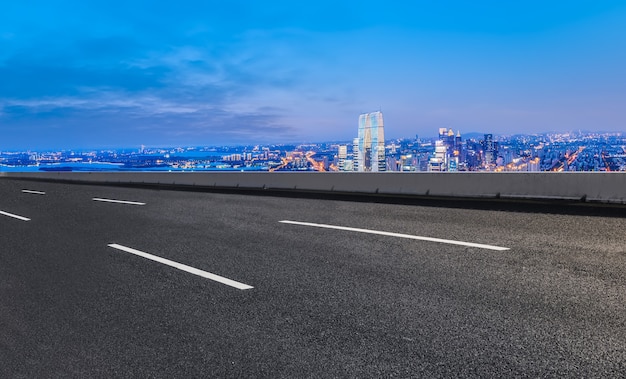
354;111;386;172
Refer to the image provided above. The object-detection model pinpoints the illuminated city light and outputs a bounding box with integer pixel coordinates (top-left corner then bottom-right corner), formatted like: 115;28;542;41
1;130;625;173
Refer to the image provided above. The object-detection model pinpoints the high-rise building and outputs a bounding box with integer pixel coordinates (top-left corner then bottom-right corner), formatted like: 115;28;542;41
352;137;360;171
483;134;495;168
432;127;463;171
337;145;347;171
355;111;386;172
438;128;448;141
429;140;447;171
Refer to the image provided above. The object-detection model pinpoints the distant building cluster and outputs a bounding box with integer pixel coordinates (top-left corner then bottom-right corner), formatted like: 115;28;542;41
328;113;626;173
1;112;625;172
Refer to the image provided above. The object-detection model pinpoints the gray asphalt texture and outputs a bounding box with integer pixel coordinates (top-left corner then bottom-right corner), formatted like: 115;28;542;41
1;179;625;378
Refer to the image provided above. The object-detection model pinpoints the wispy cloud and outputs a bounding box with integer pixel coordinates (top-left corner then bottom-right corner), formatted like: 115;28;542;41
2;1;626;149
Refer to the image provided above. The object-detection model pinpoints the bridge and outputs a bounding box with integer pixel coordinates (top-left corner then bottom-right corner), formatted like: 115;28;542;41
1;172;625;377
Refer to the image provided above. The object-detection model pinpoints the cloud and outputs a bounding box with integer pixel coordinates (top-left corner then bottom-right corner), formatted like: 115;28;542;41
3;0;624;150
0;57;170;98
0;88;300;149
0;24;314;149
0;0;366;149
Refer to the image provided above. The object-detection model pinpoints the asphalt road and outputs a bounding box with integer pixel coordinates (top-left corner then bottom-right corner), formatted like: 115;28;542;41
1;178;625;378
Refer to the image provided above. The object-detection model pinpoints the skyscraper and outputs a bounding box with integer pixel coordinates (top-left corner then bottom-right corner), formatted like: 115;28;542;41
483;134;496;168
337;145;347;171
429;140;447;171
352;137;360;171
355;111;386;172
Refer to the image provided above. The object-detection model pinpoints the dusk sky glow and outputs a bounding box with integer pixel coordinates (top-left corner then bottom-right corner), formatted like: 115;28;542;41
1;1;626;149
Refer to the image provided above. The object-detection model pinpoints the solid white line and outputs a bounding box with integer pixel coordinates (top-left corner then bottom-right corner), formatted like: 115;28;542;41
93;198;146;205
279;220;510;251
107;244;254;290
0;210;31;221
22;189;46;195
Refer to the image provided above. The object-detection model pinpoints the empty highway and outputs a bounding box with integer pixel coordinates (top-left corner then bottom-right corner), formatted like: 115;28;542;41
1;178;625;377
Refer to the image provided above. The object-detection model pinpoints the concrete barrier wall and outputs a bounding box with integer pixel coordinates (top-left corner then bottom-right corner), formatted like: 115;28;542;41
2;171;625;204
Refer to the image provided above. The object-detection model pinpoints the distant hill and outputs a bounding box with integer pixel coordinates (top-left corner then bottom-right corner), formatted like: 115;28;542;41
461;132;487;140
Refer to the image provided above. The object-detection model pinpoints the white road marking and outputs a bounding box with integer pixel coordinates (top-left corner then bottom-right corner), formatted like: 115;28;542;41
107;244;254;290
21;189;46;195
0;210;31;221
279;220;510;251
93;198;146;205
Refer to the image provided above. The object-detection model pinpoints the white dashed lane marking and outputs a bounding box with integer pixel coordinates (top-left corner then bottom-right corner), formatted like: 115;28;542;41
279;220;510;251
93;198;146;206
108;244;254;290
0;210;31;221
21;189;46;195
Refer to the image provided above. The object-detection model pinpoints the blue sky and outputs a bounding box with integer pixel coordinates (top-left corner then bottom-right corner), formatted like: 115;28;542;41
1;1;625;149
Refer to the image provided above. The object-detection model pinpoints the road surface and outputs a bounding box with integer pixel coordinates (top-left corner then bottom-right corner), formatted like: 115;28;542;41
1;179;625;377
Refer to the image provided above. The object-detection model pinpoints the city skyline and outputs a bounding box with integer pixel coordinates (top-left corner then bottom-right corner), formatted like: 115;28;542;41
2;129;624;173
2;1;626;150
